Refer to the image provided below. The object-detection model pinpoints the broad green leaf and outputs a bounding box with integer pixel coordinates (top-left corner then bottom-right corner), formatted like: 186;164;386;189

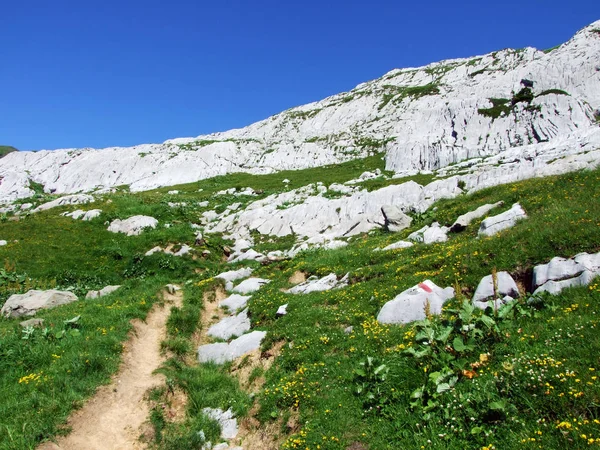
452;336;466;352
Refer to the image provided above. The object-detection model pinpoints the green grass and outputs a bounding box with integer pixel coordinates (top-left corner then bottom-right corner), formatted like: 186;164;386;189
378;83;440;110
238;168;600;449
1;155;600;449
0;278;166;449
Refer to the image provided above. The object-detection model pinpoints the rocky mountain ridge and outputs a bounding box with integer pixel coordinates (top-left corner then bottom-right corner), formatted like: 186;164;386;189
1;20;599;203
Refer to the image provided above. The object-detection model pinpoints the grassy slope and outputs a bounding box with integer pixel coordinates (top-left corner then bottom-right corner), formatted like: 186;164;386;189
0;160;598;449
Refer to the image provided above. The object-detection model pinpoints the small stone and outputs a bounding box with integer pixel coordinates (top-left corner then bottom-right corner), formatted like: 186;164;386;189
20;318;45;328
276;304;288;316
166;284;181;295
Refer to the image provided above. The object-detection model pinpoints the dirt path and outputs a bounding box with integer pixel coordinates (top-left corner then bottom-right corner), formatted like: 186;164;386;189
39;288;183;450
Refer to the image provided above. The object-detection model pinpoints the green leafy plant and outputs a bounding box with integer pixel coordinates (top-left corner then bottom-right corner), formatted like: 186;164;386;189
353;356;390;411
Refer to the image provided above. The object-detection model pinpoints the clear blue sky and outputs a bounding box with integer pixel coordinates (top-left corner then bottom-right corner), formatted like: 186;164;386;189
1;1;598;151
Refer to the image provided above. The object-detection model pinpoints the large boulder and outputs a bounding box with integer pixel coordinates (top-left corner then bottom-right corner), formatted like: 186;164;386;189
1;290;78;318
478;203;527;237
107;215;158;236
377;280;455;324
381;205;412;232
450;201;504;232
472;272;519;309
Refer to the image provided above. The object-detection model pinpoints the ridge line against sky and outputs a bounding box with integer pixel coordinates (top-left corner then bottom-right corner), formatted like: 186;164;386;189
1;0;598;151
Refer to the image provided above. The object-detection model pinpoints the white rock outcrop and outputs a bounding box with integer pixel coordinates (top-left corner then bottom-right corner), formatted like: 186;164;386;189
231;278;271;294
1;290;78;318
215;267;254;291
478;203;527;237
33;194;94;212
374;240;414;252
219;294;252;312
107;215;158;236
207;309;251;341
377;280;455;324
1;21;598;204
198;330;267;364
285;273;349;294
533;252;600;295
202;408;239;439
62;209;102;221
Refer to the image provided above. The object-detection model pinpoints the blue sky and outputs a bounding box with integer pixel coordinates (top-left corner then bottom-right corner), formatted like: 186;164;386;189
1;1;598;151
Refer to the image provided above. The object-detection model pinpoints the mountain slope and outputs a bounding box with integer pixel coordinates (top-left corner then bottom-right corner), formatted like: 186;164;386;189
0;20;599;203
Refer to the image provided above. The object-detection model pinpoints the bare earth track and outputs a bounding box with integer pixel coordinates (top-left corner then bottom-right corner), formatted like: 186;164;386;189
39;288;183;450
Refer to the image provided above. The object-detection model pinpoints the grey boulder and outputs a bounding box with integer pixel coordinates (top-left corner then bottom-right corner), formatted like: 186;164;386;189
472;272;519;309
20;318;45;328
2;290;78;318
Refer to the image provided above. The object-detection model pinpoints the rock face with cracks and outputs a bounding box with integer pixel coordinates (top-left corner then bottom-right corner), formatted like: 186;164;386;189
1;21;599;204
533;252;600;295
